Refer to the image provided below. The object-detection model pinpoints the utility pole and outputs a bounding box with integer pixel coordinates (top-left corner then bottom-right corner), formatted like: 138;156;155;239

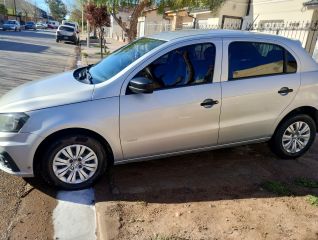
13;0;17;20
87;0;90;48
81;0;84;32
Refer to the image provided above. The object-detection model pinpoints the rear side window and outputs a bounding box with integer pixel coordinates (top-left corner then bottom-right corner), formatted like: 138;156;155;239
228;42;297;80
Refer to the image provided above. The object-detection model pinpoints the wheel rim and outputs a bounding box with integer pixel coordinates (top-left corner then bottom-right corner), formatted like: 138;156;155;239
282;121;311;154
52;144;98;184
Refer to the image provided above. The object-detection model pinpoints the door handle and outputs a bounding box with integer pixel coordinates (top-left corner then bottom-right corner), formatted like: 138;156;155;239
200;99;219;108
278;87;293;95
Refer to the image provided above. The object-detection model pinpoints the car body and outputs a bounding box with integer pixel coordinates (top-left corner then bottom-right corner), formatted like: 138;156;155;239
48;21;59;29
2;20;21;31
35;22;46;29
1;30;318;189
25;21;36;30
56;25;79;44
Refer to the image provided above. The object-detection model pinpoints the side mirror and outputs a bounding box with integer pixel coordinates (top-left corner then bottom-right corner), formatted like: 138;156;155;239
129;77;153;94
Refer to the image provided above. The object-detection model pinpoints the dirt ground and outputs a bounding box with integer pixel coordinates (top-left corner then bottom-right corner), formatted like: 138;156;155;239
95;140;318;240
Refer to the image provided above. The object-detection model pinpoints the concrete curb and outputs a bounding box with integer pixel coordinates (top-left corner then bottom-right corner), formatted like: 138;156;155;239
94;175;121;240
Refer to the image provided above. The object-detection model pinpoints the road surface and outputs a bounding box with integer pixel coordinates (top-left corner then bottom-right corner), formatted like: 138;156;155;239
0;29;78;240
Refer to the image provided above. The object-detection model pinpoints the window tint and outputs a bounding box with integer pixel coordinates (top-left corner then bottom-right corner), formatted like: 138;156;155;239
229;42;297;80
135;43;216;90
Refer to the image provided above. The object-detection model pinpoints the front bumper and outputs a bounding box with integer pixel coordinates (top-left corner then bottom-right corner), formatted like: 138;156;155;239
0;132;44;177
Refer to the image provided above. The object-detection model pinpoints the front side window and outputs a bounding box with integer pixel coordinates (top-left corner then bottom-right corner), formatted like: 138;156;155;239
89;38;165;84
133;43;216;90
229;42;297;80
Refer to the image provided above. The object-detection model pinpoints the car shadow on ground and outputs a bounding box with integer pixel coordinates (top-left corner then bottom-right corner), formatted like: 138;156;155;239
25;141;318;204
95;141;318;204
0;30;55;39
0;40;48;53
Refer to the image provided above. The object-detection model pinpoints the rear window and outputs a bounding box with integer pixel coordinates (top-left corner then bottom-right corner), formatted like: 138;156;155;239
59;26;74;32
65;23;76;28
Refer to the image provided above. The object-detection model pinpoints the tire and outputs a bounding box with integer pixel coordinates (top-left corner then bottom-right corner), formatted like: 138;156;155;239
270;114;316;159
40;134;108;190
56;39;59;43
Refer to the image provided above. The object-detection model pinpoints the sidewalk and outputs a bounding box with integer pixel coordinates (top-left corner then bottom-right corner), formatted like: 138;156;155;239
80;38;126;66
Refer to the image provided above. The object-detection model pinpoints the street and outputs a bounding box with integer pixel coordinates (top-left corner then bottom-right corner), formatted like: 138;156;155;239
0;29;78;240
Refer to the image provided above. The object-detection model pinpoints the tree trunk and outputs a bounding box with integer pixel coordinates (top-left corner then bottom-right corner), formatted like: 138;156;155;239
111;0;149;42
100;30;103;59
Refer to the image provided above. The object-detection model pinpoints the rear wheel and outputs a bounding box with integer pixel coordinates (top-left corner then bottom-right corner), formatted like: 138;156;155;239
41;135;108;190
270;114;316;159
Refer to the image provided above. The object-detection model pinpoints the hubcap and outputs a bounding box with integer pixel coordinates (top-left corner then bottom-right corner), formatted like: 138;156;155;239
282;121;311;154
52;145;98;184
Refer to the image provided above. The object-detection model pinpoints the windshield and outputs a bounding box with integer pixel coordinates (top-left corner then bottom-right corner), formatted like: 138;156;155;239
27;22;34;25
89;38;165;84
6;21;15;24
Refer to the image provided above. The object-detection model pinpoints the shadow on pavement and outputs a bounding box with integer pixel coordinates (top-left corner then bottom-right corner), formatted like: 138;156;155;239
0;30;55;39
25;141;318;204
95;141;318;204
0;40;48;53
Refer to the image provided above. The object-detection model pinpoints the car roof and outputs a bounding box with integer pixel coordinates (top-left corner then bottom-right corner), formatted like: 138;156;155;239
59;24;75;29
149;29;295;43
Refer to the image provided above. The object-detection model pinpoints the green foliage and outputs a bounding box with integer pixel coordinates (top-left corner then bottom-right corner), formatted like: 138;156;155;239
294;178;318;188
46;0;67;22
261;181;292;196
157;0;226;14
0;4;7;15
69;8;82;23
307;195;318;206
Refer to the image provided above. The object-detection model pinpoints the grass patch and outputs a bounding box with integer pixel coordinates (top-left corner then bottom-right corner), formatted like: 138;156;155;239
261;181;292;196
307;195;318;206
294;177;318;188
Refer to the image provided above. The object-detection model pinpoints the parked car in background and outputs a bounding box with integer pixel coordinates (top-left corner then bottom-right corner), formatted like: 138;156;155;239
62;20;79;32
56;25;79;45
25;21;36;30
2;20;21;31
36;22;47;29
48;21;59;29
0;30;318;190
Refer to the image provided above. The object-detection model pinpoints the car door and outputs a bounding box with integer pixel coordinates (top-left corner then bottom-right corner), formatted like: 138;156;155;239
120;40;222;160
219;39;301;144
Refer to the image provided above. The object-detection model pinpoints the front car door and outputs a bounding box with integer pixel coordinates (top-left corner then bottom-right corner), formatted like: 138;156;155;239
219;38;301;144
120;39;222;160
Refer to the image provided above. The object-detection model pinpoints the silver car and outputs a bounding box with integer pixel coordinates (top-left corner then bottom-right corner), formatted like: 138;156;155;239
2;20;21;31
1;30;317;189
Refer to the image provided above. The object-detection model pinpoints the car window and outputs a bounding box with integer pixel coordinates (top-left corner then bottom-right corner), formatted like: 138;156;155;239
59;26;74;32
228;42;297;80
133;43;216;90
89;38;165;84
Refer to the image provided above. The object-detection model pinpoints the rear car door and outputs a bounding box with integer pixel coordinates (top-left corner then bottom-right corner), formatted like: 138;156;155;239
120;40;222;160
219;39;300;144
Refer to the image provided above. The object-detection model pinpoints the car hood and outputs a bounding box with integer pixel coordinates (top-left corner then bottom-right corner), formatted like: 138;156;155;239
0;71;94;113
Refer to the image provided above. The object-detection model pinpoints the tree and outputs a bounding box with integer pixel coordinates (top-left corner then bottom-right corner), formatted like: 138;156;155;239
94;0;225;42
46;0;67;22
70;8;82;23
0;4;7;15
85;3;111;58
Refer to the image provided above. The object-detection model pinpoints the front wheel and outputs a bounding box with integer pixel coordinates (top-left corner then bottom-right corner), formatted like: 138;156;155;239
270;114;316;159
41;135;108;190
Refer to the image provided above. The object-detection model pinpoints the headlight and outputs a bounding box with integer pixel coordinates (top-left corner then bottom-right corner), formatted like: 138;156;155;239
0;113;29;132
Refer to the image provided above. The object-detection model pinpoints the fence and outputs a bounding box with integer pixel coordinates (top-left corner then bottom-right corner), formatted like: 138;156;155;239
141;20;318;56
